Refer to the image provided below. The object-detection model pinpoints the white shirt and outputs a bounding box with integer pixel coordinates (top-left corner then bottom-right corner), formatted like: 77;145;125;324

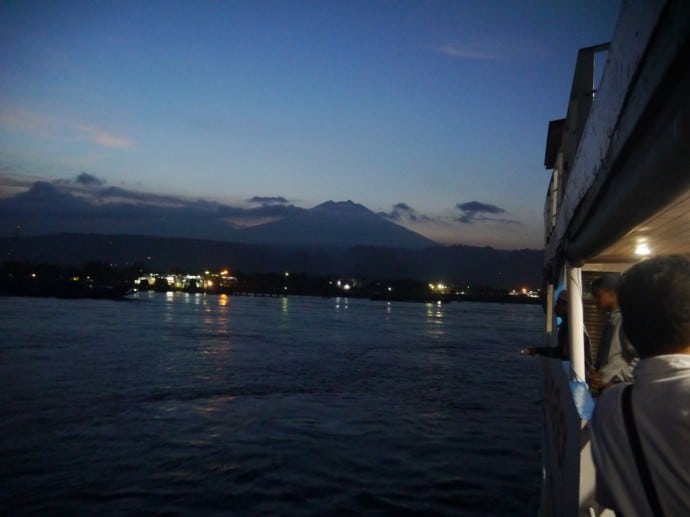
590;354;690;516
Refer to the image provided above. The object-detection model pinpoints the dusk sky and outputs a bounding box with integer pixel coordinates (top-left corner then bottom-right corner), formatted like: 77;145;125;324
0;0;621;248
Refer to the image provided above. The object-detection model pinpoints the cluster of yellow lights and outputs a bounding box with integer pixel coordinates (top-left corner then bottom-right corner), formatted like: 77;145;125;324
335;279;352;290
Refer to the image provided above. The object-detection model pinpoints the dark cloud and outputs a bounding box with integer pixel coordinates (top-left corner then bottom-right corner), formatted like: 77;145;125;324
97;186;191;206
247;196;290;205
455;201;519;224
93;187;304;218
0;181;307;239
456;201;505;214
393;202;415;217
217;203;304;218
380;202;433;222
3;181;94;215
75;172;104;187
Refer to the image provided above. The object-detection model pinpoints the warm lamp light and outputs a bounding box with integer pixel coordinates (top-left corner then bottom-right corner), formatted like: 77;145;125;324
635;242;651;256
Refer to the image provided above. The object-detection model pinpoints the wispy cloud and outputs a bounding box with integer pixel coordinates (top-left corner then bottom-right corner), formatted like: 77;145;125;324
76;125;133;149
48;174;194;207
247;196;291;205
0;170;43;190
439;44;502;61
455;201;520;225
96;186;195;207
0;107;53;138
218;203;303;219
0;169;45;198
0;107;133;149
4;176;305;223
439;38;548;61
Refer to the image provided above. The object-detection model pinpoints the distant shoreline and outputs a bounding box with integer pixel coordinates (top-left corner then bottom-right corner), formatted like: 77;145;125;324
150;288;542;306
1;259;542;306
0;286;542;306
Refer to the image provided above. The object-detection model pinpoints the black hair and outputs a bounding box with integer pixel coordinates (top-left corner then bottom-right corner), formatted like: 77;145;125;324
590;273;619;294
618;255;690;357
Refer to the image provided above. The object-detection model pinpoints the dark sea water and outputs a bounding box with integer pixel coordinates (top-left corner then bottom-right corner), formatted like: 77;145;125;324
0;293;544;515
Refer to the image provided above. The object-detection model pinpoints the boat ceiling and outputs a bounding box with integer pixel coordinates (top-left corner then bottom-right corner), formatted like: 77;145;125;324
583;188;690;272
549;2;690;271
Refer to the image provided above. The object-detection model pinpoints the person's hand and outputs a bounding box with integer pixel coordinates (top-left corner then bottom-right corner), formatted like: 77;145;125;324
600;378;622;391
520;347;536;355
588;370;603;389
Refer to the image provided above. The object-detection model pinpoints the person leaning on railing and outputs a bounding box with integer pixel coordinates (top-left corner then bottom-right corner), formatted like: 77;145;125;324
521;290;594;375
590;255;690;517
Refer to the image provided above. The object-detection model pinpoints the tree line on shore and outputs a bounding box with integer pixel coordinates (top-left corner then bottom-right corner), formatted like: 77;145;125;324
0;260;541;304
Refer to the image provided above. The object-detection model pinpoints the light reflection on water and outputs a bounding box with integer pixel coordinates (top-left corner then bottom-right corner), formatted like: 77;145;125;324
0;294;543;515
334;296;349;311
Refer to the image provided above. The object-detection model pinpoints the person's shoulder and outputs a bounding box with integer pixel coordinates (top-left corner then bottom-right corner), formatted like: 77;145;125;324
597;382;627;406
591;383;628;428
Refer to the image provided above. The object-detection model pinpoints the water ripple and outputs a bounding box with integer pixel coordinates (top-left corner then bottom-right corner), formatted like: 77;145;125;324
0;295;543;515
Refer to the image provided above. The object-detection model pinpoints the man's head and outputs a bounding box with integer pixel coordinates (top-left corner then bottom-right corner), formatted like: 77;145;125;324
618;255;690;358
591;273;619;312
555;290;568;319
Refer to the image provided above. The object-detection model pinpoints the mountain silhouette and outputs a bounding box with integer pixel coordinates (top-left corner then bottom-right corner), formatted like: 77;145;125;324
0;186;542;287
242;200;436;248
0;182;240;241
0;184;436;248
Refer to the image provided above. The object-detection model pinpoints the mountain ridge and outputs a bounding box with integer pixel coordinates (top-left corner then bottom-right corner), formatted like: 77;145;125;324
1;183;436;249
241;199;435;248
0;233;542;288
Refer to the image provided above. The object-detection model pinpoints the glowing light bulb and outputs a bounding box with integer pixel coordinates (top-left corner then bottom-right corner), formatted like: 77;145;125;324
635;242;651;256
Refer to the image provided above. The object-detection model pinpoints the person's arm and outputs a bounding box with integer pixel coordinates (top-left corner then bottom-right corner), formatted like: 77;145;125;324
521;346;563;358
598;323;633;384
